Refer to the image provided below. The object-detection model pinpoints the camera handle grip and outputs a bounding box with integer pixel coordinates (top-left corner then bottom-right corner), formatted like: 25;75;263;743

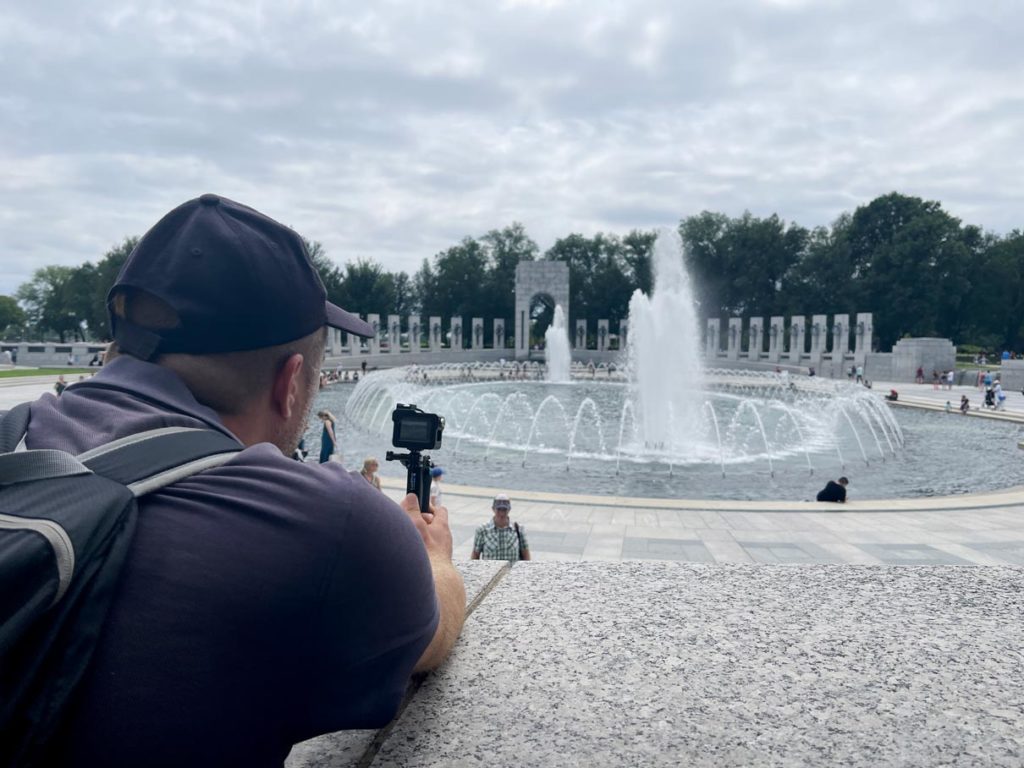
388;450;433;515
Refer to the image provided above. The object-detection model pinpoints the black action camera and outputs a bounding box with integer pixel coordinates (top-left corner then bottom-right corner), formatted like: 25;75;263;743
385;404;445;514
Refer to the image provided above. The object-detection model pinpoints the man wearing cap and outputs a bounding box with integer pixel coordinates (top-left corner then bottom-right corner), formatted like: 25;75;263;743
19;194;466;766
471;494;531;561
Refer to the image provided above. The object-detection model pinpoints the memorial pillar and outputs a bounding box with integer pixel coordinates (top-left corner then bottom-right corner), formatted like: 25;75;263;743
387;315;401;354
618;319;628;351
706;319;719;362
768;316;784;363
408;316;421;353
597;320;609;352
854;312;873;365
493;319;505;351
366;314;380;355
748;317;763;361
809;314;827;370
727;318;742;362
472;317;484;350
575;320;587;350
831;314;849;361
788;315;804;363
449;317;463;350
429;316;442;353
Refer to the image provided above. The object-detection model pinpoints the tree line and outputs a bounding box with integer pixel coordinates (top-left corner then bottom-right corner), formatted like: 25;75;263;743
4;192;1023;351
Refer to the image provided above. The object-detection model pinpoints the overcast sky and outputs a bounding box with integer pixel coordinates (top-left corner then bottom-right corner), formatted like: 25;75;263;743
2;0;1022;295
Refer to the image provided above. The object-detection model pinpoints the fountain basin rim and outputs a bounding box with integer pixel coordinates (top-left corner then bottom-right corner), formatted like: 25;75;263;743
383;474;1024;513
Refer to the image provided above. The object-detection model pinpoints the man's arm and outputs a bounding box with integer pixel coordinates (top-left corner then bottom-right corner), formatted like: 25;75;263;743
398;494;466;672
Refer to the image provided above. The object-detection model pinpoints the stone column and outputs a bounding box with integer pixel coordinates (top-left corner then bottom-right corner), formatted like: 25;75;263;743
597;320;609;352
429;316;442;353
618;319;628;351
831;314;849;360
493;319;505;351
808;314;827;370
366;314;380;355
472;318;484;350
450;317;462;350
748;317;763;361
788;315;804;363
767;316;784;363
727;318;742;361
575;320;587;350
854;312;873;365
387;315;401;354
408;316;421;353
325;327;339;356
706;319;720;362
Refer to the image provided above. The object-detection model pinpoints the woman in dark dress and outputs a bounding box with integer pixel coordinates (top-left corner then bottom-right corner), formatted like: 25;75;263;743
317;410;337;463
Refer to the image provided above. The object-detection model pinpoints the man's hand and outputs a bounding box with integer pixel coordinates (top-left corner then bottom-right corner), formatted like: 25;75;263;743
400;493;465;672
400;493;453;560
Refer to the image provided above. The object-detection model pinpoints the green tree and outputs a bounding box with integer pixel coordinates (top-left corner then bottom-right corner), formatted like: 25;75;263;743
621;229;658;297
16;266;86;341
0;295;26;338
846;192;971;348
544;233;630;327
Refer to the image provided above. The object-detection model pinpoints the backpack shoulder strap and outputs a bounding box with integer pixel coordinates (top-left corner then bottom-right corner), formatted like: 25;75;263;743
79;427;243;496
0;402;32;453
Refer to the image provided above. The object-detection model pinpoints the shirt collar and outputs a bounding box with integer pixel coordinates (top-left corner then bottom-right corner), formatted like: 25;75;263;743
83;355;237;439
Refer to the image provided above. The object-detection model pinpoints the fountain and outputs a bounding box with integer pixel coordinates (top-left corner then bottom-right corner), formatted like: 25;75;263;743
333;232;951;500
627;229;704;448
545;305;571;383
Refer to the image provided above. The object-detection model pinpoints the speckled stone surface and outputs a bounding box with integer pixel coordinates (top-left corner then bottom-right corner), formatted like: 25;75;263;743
284;560;507;768
373;562;1024;767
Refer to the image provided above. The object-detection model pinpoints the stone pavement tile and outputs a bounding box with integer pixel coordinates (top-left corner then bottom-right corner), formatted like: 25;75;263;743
697;534;755;563
925;543;1017;566
690;527;737;542
635;510;661;527
285;560;506;768
621;536;715;563
855;543;972;566
698;510;730;528
677;511;710;527
525;529;589;556
965;540;1024;565
586;507;616;524
655;509;684;526
611;508;638;526
812;542;886;565
737;540;843;565
373;563;1024;767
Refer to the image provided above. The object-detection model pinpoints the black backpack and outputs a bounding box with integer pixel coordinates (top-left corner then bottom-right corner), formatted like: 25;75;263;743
0;402;242;767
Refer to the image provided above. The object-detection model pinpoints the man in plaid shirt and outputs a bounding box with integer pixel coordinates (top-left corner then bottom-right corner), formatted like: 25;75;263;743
471;494;531;561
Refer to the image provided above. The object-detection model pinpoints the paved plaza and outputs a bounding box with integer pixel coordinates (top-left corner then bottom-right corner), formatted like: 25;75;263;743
6;372;1024;566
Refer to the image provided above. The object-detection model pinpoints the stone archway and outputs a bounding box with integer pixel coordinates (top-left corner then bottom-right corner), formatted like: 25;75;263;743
514;261;569;360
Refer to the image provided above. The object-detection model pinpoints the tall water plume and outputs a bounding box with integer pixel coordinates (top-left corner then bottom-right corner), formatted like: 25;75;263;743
627;229;704;449
545;305;572;382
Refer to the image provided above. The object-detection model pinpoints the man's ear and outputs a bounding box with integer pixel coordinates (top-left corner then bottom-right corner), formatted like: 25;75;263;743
271;353;306;419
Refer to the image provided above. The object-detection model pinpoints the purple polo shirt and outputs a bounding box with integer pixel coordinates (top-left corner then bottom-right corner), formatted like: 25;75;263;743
25;357;439;767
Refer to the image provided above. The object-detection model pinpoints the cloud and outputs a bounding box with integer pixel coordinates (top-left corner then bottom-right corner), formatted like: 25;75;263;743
1;0;1022;295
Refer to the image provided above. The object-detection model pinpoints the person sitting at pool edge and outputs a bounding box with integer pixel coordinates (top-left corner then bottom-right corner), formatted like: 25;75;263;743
816;476;849;503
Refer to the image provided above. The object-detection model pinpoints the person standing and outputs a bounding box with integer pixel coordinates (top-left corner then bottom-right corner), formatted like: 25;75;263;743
317;410;337;463
947;369;955;390
472;493;531;561
816;477;849;503
429;466;445;508
915;366;924;384
53;374;67;395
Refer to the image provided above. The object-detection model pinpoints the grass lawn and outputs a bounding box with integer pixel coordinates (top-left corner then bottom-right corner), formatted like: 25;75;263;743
0;368;95;379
